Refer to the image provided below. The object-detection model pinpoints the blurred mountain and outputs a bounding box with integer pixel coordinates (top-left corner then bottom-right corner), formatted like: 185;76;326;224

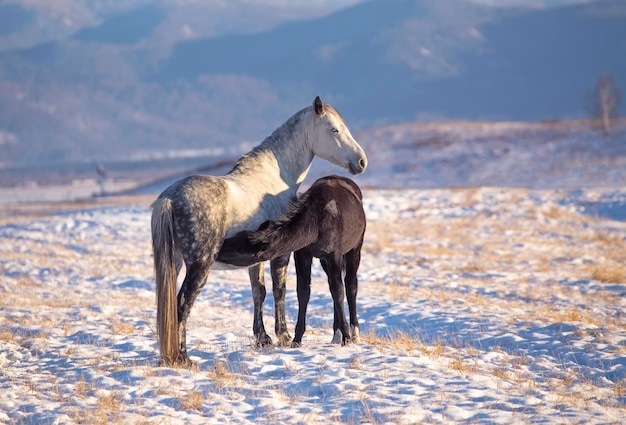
0;0;623;182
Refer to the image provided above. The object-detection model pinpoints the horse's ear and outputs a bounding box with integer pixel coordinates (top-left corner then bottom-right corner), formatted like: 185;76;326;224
313;96;325;115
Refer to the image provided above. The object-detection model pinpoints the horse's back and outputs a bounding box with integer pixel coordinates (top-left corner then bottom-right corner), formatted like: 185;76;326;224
155;175;232;263
311;175;363;202
155;173;292;263
305;175;366;256
158;174;229;204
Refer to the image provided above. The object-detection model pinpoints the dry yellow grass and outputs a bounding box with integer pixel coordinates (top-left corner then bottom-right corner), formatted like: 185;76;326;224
615;380;626;398
0;195;153;225
360;329;421;352
492;368;509;380
96;391;125;412
589;263;626;284
449;354;478;374
0;329;14;343
207;360;241;388
109;320;135;335
179;388;205;411
67;390;128;425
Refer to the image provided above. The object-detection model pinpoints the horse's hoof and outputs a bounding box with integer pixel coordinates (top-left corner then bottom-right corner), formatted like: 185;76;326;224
158;354;193;368
276;333;293;347
256;334;273;347
290;340;302;348
331;329;343;345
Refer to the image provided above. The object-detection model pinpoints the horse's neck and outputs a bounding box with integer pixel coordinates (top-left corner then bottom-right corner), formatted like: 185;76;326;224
269;129;314;188
231;110;314;189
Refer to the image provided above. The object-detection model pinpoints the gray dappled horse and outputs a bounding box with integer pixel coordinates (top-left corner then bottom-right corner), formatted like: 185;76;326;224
151;97;367;366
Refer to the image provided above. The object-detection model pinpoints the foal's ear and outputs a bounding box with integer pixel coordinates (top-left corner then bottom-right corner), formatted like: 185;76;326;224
313;96;325;115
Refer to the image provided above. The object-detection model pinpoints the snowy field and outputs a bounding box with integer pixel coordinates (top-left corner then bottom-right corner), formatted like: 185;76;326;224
1;183;625;424
1;121;626;423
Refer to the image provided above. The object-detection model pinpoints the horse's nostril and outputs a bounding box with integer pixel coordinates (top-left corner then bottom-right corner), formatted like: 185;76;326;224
359;158;366;169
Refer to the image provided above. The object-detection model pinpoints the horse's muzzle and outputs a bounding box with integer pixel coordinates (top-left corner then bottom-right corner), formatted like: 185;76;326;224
349;157;367;175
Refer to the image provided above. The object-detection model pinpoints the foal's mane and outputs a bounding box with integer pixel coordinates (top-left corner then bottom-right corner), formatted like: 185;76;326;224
246;189;312;245
250;177;362;245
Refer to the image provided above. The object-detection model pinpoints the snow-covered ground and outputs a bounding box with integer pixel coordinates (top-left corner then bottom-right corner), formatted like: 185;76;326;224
1;185;625;424
0;121;625;424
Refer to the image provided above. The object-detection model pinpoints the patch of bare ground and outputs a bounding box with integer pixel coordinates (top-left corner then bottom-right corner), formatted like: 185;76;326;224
0;195;154;225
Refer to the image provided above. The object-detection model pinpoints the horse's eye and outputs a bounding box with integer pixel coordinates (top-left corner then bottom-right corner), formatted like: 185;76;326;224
331;128;339;133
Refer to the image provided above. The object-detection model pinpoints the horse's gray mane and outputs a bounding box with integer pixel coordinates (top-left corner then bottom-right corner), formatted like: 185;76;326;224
227;102;343;175
228;106;311;174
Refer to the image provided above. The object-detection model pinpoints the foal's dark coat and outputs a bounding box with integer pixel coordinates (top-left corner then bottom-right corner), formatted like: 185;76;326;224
217;175;366;346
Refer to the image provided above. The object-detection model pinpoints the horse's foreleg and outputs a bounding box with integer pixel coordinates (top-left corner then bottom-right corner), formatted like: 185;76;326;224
270;254;292;346
249;263;272;346
292;251;313;347
176;261;211;366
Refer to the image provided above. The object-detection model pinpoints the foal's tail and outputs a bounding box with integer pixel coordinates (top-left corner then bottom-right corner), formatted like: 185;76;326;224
151;198;179;365
217;207;317;267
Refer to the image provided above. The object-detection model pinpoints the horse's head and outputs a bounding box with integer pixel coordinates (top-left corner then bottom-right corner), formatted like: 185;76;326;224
310;96;367;175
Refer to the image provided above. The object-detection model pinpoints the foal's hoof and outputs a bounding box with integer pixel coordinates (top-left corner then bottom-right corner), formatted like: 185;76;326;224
343;337;356;346
331;329;357;346
351;325;360;343
290;340;302;348
331;329;343;345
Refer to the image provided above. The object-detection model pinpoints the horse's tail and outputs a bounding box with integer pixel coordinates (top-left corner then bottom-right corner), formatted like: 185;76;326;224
217;207;317;267
151;198;179;365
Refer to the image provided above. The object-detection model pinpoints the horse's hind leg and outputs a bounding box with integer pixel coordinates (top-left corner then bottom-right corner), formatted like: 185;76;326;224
177;260;211;366
292;251;313;347
175;251;184;275
344;240;363;342
249;263;272;346
270;254;292;346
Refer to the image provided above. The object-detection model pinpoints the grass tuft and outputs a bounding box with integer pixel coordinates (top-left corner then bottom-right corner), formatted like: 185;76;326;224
208;360;239;388
180;388;205;411
590;263;626;284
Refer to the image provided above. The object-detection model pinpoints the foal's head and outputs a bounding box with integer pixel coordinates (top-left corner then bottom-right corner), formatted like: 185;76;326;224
309;96;367;176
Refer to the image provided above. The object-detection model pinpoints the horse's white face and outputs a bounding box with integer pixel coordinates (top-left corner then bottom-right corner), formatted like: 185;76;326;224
310;97;367;175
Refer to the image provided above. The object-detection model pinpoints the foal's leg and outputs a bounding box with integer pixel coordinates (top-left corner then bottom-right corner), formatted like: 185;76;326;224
176;260;211;366
321;256;352;345
270;254;292;346
292;251;313;347
249;263;272;346
344;240;363;342
319;259;341;341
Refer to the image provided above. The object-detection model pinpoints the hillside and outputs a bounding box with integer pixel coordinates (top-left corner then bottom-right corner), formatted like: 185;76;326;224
1;119;625;203
0;0;624;180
